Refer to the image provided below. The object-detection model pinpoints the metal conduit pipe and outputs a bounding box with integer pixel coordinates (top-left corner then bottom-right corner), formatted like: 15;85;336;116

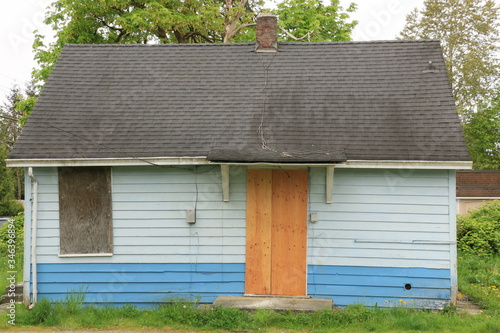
28;167;39;305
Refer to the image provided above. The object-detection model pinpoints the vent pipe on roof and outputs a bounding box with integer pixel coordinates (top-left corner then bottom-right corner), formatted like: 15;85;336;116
255;13;278;52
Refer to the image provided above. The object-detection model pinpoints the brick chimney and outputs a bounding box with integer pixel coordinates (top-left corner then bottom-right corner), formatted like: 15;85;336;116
255;13;278;52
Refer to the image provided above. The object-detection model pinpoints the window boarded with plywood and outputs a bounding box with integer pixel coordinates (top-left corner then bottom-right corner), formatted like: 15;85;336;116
59;167;113;255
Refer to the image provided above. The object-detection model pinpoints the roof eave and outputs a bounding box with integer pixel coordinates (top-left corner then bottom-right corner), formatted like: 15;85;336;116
6;157;473;170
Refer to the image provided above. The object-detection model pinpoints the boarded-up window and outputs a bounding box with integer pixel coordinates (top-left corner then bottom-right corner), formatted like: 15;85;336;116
59;167;113;255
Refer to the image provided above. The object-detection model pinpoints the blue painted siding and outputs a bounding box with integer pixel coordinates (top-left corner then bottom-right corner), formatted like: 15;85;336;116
308;265;451;309
36;263;451;309
36;263;245;306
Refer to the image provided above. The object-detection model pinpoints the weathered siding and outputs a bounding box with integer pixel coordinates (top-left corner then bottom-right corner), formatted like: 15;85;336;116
36;263;245;305
308;265;451;308
308;168;453;269
33;166;247;264
307;168;454;308
25;166;456;308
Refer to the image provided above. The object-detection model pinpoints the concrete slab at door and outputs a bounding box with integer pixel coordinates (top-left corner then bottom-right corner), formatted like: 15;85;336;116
245;169;308;296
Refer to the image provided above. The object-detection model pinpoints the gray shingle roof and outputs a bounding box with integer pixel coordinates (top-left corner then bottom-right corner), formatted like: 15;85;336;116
10;40;470;163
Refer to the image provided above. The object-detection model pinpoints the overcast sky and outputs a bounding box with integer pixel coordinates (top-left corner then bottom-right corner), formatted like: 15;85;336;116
0;0;425;102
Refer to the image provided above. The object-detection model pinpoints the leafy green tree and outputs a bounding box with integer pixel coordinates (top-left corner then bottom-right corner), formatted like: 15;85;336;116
275;0;357;42
0;82;37;144
0;86;22;151
32;0;357;84
32;0;264;84
15;81;39;127
399;0;500;117
0;147;23;216
0;83;35;199
462;91;500;169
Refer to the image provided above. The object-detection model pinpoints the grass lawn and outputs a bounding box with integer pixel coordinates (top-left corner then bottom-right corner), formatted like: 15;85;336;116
1;252;499;332
457;254;500;312
0;215;23;298
1;298;499;333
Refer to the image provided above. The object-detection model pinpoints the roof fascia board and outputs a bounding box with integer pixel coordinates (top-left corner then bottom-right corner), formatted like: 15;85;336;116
334;160;473;170
219;160;473;170
6;158;473;170
6;157;210;168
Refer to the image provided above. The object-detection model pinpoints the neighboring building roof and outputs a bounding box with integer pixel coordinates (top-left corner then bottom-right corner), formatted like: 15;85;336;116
10;40;470;163
457;170;500;197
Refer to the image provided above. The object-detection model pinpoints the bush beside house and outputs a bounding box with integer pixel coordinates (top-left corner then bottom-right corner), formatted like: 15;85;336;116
457;200;500;256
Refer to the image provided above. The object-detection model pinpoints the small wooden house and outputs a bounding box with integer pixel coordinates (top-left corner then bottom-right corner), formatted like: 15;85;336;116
8;14;471;309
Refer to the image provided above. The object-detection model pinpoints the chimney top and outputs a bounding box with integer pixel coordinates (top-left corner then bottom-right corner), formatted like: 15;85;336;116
255;13;278;52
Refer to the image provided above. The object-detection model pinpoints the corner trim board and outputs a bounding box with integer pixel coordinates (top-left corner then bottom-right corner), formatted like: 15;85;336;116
221;164;230;202
326;165;334;204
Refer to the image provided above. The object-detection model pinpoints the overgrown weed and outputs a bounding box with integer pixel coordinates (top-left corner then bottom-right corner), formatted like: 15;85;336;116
3;297;500;332
458;253;500;313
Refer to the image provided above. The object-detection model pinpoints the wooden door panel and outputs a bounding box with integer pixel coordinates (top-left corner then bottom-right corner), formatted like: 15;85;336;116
245;169;273;295
245;169;308;296
271;170;308;295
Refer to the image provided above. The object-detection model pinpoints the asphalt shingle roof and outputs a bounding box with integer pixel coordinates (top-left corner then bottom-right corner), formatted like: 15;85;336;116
10;40;470;163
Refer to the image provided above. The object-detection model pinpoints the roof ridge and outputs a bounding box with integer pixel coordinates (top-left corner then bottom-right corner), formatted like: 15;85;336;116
64;39;441;48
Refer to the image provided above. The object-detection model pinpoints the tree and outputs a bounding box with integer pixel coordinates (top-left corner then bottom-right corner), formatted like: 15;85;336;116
0;82;37;145
0;147;23;216
462;91;500;169
399;0;500;117
32;0;357;84
15;81;38;127
0;82;36;200
0;86;22;151
0;85;24;201
275;0;357;42
32;0;264;84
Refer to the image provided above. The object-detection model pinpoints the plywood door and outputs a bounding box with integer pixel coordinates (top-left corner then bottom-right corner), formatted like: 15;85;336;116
245;170;273;295
270;169;308;295
246;169;308;296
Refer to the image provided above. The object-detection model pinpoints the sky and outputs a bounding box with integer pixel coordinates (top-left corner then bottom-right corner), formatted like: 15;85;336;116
0;0;425;102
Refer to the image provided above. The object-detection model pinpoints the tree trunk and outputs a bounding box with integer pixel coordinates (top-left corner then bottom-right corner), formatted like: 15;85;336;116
16;168;22;200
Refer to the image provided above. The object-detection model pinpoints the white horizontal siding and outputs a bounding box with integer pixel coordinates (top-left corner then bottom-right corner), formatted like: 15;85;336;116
31;166;453;270
33;166;247;264
308;168;452;269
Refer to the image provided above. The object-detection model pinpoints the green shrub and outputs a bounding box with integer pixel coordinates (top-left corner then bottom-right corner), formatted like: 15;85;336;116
0;199;23;217
0;213;24;256
458;253;500;312
0;147;23;217
457;201;500;256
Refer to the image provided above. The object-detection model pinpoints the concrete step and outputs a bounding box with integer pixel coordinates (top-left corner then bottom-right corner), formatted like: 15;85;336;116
0;294;22;304
0;282;23;304
4;282;23;295
212;296;333;311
